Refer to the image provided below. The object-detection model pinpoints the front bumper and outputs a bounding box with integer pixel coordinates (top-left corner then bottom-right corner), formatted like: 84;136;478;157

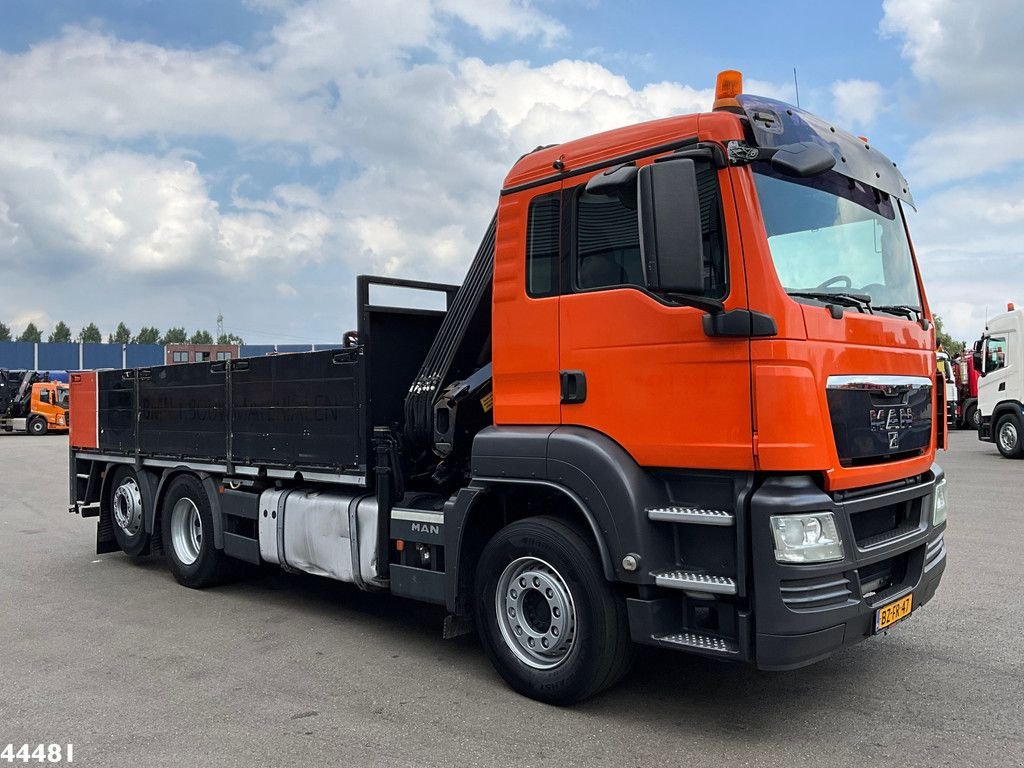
751;465;946;670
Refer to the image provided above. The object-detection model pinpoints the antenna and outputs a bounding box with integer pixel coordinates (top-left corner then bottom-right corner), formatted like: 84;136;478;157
216;312;224;342
793;67;801;108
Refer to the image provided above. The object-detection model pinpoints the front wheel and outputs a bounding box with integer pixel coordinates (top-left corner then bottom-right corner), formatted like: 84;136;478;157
996;414;1024;459
28;417;47;435
160;474;230;588
967;404;981;431
474;516;634;705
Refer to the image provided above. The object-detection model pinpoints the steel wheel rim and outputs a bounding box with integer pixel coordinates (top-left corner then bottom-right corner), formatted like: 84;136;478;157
113;478;143;537
495;556;577;670
999;422;1018;453
170;498;202;566
971;410;981;430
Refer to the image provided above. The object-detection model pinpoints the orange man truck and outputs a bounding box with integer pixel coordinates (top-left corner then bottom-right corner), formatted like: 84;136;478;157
68;71;948;703
1;380;69;435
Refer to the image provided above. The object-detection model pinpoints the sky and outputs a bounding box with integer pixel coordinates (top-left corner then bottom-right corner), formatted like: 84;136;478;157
0;0;1020;344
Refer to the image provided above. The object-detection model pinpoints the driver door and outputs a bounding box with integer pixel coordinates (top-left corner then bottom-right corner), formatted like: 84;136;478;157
557;160;753;471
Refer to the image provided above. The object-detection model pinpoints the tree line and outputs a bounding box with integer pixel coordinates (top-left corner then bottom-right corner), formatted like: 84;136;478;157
0;321;243;346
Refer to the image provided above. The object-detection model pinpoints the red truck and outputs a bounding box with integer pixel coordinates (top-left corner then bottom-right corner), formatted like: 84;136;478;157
953;354;980;429
68;71;948;703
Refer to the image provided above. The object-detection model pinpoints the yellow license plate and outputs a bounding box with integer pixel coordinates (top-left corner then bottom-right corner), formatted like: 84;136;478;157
875;593;913;632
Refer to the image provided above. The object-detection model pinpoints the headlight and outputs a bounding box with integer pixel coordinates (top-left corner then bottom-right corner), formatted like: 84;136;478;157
770;512;845;563
933;478;947;526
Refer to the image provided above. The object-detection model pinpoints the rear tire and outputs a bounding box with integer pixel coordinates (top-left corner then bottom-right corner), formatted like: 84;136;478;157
109;466;149;557
996;413;1024;459
160;474;229;588
474;516;634;705
28;417;47;435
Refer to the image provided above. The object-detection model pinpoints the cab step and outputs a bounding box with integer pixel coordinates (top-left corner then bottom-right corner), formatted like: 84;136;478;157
647;506;734;526
652;570;737;595
652;632;739;655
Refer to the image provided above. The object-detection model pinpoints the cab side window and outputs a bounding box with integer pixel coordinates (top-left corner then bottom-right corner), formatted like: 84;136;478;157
574;158;727;297
525;193;560;298
38;388;50;404
986;335;1008;373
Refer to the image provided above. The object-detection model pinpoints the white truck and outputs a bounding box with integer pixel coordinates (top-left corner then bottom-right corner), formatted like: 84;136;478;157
975;304;1024;458
937;352;957;429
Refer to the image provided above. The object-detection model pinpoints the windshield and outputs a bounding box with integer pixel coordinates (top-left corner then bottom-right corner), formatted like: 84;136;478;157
753;166;921;311
56;387;69;409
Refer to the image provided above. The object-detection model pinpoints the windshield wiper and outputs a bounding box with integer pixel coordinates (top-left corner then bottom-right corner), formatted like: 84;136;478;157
873;304;922;320
787;291;873;312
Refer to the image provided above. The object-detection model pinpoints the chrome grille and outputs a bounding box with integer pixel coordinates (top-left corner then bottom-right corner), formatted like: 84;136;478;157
780;574;853;611
925;535;945;571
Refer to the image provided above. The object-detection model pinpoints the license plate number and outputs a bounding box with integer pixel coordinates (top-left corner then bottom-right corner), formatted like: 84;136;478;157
875;593;913;632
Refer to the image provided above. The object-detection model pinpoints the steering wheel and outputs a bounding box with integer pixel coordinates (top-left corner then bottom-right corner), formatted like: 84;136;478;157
815;275;852;291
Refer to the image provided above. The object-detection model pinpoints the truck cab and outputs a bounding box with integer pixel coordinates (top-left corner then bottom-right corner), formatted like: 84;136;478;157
1;380;70;435
975;304;1024;457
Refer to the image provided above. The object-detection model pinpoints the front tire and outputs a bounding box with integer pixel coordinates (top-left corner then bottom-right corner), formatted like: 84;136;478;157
967;404;981;431
474;516;634;705
996;413;1024;459
109;466;149;557
160;474;229;588
28;417;47;435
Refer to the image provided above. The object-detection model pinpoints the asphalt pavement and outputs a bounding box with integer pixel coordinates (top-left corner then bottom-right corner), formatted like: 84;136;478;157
0;431;1021;767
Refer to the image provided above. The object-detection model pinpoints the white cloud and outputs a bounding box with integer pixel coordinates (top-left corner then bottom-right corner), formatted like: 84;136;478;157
904;119;1024;186
880;0;1024;107
908;182;1024;339
437;0;565;44
830;79;885;131
880;0;1024;340
0;1;790;342
0;29;334;153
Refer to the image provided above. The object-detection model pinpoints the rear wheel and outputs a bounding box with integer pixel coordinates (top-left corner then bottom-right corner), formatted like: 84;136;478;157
474;516;634;705
28;417;47;435
160;474;229;588
109;466;149;557
996;414;1024;459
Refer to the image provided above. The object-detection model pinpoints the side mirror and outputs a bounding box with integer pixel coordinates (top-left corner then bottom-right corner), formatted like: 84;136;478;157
973;339;985;376
637;159;705;297
769;142;836;178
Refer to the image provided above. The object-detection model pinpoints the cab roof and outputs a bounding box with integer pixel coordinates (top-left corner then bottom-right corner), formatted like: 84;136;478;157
502;111;743;194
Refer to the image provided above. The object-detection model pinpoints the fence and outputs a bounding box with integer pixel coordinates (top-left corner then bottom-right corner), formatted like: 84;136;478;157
0;342;338;371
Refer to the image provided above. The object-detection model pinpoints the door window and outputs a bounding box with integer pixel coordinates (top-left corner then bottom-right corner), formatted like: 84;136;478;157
576;191;643;289
573;159;727;297
986;336;1008;373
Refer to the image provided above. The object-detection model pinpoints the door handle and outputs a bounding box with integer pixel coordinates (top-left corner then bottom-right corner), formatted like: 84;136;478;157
560;370;587;404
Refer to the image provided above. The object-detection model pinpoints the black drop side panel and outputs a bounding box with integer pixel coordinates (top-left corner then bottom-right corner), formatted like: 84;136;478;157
364;309;446;431
98;369;136;453
138;362;227;459
231;350;364;470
